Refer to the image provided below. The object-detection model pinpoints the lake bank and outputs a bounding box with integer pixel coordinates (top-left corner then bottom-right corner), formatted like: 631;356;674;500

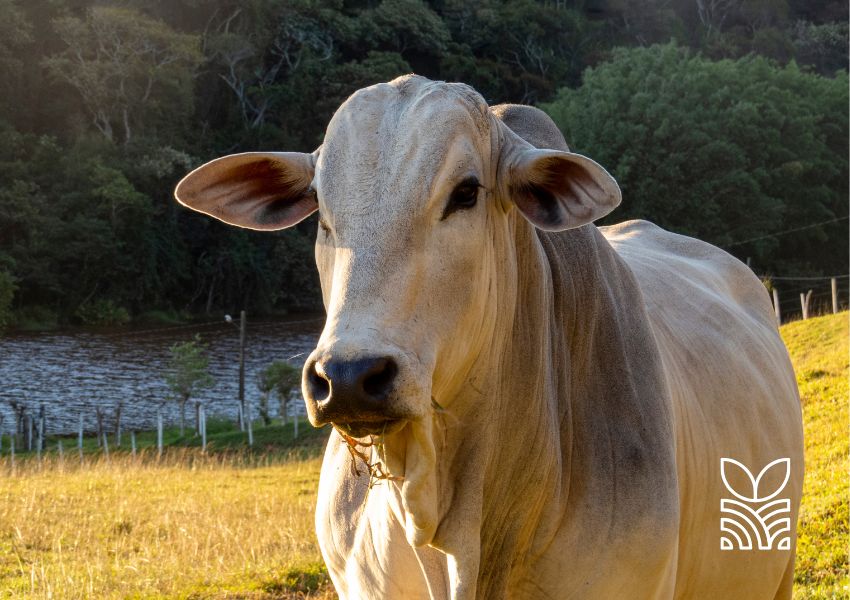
0;314;324;435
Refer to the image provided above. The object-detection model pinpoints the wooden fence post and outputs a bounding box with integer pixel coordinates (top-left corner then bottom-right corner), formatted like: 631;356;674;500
157;411;163;458
247;399;253;447
57;439;63;460
36;416;43;460
294;415;298;439
95;408;104;448
78;413;84;462
38;405;45;454
25;415;32;451
239;310;246;430
200;405;207;452
832;277;838;314
800;290;813;320
130;431;136;456
772;288;781;324
114;403;122;447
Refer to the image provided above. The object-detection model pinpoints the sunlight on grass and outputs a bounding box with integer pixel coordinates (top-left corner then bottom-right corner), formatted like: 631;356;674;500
0;313;845;598
782;312;850;599
783;312;849;599
0;451;334;599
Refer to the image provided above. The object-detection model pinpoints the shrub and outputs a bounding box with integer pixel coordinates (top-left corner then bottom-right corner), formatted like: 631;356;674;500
74;299;130;326
257;361;302;425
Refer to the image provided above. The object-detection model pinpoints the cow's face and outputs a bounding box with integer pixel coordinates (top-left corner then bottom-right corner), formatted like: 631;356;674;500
175;76;620;438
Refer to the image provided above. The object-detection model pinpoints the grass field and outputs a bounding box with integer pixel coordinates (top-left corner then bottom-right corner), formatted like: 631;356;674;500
784;312;849;598
0;313;846;598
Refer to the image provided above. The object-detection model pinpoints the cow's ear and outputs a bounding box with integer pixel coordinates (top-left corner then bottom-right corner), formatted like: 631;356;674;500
502;144;621;232
174;151;318;231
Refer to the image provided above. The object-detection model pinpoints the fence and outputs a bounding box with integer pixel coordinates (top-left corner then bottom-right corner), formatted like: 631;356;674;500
0;396;305;464
763;274;849;324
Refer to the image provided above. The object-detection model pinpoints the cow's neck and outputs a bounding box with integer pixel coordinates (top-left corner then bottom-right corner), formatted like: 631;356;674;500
420;217;645;599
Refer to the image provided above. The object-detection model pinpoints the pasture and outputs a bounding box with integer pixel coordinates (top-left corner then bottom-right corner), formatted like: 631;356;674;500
0;312;846;599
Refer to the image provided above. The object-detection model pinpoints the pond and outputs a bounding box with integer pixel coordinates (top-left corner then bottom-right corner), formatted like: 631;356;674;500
0;314;324;435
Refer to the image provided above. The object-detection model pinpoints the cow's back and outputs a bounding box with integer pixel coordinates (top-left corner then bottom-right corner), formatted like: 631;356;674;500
602;219;804;599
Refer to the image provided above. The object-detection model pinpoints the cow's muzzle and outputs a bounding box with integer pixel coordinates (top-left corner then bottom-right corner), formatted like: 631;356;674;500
303;354;403;434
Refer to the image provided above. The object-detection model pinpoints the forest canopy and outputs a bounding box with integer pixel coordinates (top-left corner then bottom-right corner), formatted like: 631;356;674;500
0;0;846;327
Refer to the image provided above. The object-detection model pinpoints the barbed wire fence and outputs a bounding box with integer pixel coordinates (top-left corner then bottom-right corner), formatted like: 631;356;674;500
719;215;848;323
758;274;848;323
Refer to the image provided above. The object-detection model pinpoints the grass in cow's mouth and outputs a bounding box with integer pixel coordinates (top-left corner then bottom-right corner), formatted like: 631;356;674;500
334;424;403;489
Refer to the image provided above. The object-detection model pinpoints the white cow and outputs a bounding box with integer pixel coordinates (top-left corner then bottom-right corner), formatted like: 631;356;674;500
175;75;804;599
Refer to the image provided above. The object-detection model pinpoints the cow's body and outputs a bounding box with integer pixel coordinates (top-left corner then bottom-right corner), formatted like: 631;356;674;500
174;76;804;600
317;217;803;600
606;220;803;599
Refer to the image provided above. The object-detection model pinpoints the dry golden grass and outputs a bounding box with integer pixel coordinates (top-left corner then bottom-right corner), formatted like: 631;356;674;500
0;450;335;599
0;314;845;598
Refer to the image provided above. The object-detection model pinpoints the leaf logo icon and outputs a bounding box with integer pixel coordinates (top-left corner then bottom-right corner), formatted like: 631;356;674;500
721;458;791;502
720;458;792;551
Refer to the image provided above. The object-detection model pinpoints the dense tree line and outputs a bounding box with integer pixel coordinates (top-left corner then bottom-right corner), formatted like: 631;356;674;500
0;0;846;327
544;44;848;276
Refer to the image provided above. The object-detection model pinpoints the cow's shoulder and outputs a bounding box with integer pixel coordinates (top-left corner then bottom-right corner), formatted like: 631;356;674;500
601;219;773;326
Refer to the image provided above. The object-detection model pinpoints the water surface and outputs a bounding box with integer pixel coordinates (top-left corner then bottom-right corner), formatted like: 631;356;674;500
0;315;323;435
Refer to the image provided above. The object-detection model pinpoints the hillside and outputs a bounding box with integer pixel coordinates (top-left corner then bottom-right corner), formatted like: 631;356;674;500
783;312;849;598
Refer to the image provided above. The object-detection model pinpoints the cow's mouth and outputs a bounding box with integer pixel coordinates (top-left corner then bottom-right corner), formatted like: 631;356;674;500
334;418;405;438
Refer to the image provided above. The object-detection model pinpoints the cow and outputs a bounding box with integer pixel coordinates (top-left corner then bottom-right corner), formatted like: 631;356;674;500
174;75;804;599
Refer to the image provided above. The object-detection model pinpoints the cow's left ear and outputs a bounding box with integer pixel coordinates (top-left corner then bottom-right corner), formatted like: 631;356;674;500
174;150;319;231
502;145;621;231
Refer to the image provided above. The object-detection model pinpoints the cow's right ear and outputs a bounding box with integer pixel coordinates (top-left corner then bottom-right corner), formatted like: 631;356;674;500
174;151;318;231
496;122;620;231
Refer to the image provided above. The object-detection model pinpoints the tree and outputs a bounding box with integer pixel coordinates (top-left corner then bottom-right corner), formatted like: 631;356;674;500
791;20;849;74
363;0;450;56
440;0;601;101
164;334;214;436
0;0;844;327
44;6;201;144
257;361;301;426
543;43;848;276
0;270;16;331
0;0;32;108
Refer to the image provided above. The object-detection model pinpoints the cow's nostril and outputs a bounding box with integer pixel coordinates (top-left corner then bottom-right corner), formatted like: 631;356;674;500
306;355;399;419
362;357;398;398
307;361;330;402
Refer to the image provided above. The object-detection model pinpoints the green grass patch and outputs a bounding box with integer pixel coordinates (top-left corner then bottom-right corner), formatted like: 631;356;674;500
7;417;330;463
783;312;849;599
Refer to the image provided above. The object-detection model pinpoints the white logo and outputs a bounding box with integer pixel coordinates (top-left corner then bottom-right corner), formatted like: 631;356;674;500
719;458;791;551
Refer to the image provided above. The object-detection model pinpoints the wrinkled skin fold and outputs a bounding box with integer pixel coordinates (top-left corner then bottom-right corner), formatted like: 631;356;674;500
175;75;804;600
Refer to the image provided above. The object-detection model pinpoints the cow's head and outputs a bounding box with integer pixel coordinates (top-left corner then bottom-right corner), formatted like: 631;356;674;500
175;74;619;440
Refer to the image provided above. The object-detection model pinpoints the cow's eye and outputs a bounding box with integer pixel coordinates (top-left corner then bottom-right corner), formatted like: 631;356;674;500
442;177;480;219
